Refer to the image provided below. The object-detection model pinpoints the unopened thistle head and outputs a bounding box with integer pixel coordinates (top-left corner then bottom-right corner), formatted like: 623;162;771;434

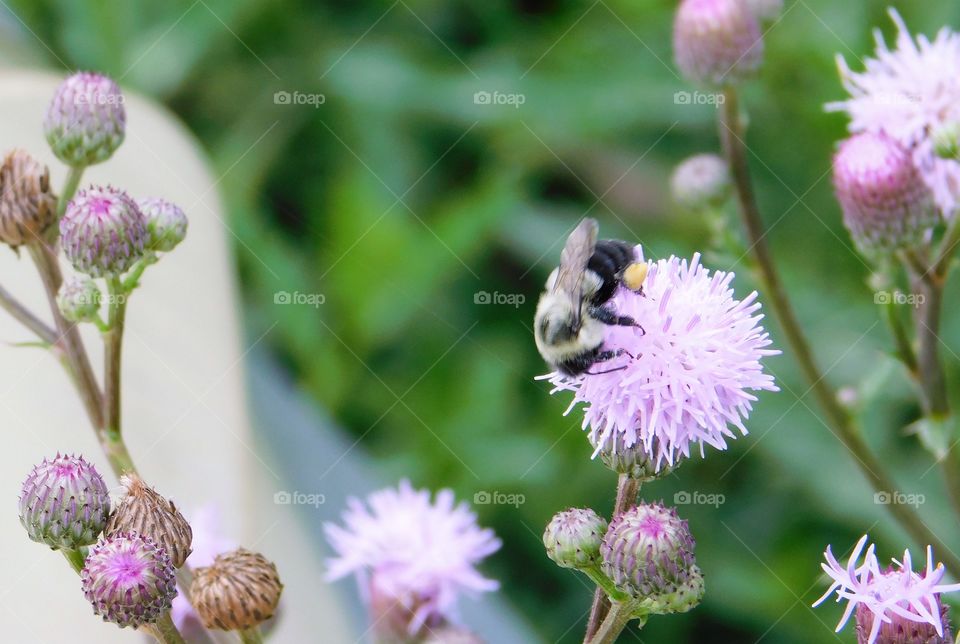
0;149;57;248
814;535;960;644
601;502;703;614
44;72;125;167
57;277;101;324
673;0;764;87
19;454;110;550
544;249;778;472
191;548;283;630
827;9;960;216
81;532;177;628
543;508;607;570
60;186;147;277
138;197;187;252
833;131;937;253
325;480;501;636
105;474;193;568
670;153;732;212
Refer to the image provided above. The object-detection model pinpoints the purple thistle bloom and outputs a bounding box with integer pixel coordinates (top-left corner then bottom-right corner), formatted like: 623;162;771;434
44;72;126;167
324;480;501;636
543;250;778;472
827;9;960;217
833;131;938;252
81;531;178;628
18;453;110;550
60;186;147;277
814;535;960;644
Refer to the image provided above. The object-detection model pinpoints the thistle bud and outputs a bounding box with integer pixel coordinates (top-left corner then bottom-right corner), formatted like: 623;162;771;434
592;433;678;482
105;474;193;568
57;277;101;324
44;72;125;167
670;153;732;212
138;197;187;252
19;454;110;550
673;0;764;87
833;132;938;253
192;548;283;630
600;502;703;614
855;600;952;644
60;186;147;277
543;508;607;569
81;532;177;628
0;149;57;248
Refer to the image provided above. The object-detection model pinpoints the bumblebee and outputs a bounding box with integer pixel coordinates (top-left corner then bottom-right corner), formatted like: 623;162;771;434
534;218;646;376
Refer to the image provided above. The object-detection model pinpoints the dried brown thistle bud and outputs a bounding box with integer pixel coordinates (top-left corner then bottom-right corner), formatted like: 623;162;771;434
105;473;193;567
0;149;57;247
192;548;283;630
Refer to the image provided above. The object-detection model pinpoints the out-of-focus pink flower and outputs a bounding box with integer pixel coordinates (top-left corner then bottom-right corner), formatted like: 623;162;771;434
324;480;501;635
544;250;778;472
827;9;960;216
814;535;960;644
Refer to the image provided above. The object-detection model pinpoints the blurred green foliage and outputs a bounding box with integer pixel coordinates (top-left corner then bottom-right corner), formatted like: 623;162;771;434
7;0;960;641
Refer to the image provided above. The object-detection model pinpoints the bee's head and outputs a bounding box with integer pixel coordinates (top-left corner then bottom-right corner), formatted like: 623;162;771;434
536;295;580;346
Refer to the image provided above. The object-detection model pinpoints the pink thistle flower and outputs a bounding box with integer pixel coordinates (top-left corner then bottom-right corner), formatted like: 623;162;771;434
44;72;125;167
827;9;960;216
324;480;501;636
60;185;147;277
543;250;778;471
813;535;960;644
673;0;764;87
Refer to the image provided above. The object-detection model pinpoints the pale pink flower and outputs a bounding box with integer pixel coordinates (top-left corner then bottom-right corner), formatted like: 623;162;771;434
543;249;778;471
324;481;501;634
814;535;960;644
827;9;960;216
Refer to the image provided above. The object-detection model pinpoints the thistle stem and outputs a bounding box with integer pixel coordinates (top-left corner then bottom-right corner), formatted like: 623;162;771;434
103;276;127;441
719;86;960;574
584;475;640;642
143;613;187;644
0;282;57;344
587;600;644;644
62;548;85;573
56;165;85;218
239;629;264;644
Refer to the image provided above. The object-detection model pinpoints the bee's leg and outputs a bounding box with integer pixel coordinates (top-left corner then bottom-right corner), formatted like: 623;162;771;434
589;305;645;335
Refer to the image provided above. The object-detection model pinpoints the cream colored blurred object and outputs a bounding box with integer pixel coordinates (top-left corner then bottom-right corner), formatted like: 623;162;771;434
0;69;350;642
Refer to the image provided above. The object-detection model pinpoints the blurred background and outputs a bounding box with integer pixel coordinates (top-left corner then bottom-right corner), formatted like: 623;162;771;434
3;0;960;642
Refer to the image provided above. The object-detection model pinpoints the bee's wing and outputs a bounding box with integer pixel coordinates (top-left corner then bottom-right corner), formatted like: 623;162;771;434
552;218;598;328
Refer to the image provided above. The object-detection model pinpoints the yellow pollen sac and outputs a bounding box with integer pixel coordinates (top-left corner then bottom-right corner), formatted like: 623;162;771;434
623;262;649;292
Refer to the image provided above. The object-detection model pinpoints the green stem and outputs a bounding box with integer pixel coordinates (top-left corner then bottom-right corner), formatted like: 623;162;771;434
582;567;629;604
584;475;640;642
62;548;85;573
143;613;187;644
0;283;57;344
587;601;644;644
122;254;157;291
239;628;264;644
56;165;85;219
103;276;127;441
718;86;960;575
